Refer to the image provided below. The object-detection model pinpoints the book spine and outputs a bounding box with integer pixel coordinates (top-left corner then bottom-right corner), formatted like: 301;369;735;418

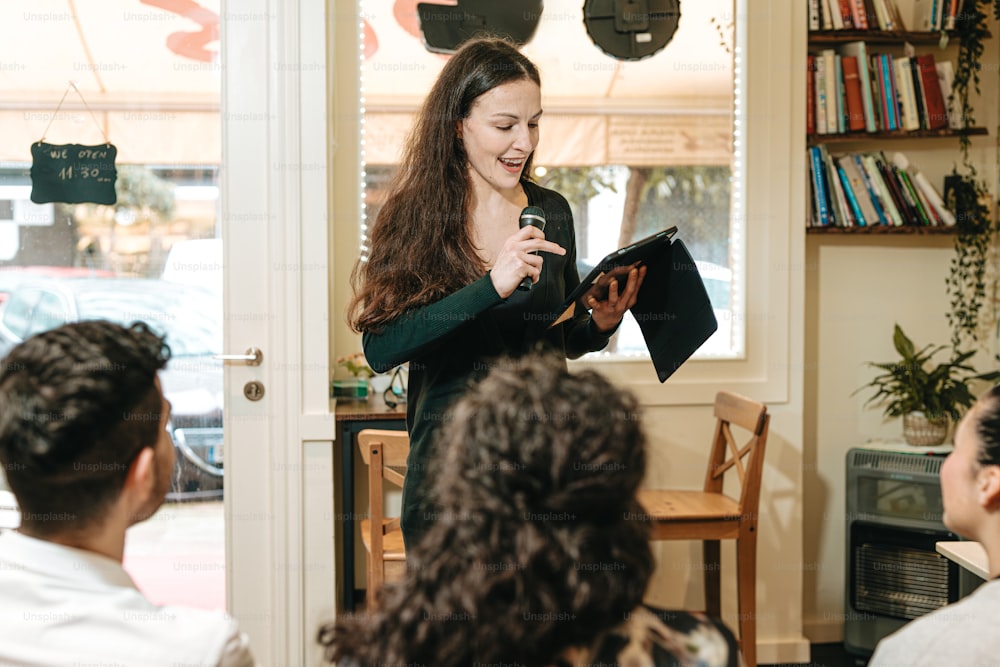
918;54;948;130
834;55;846;134
852;154;888;224
893;57;919;131
945;0;959;30
873;0;890;29
838;0;855;27
883;54;900;131
863;153;903;225
935;60;962;130
821;145;849;225
911;0;931;31
835;158;866;225
807;55;817;135
810;0;822;30
841;155;878;225
841;56;866;132
823;50;839;134
816;55;828;134
912;176;943;224
862;0;880;29
889;164;924;223
874;152;917;224
852;0;869;28
909;58;928;130
821;0;836;29
830;0;845;28
895;167;932;224
912;170;956;225
810;147;832;226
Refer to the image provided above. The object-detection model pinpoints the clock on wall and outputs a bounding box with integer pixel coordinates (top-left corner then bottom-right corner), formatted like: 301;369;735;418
583;0;681;61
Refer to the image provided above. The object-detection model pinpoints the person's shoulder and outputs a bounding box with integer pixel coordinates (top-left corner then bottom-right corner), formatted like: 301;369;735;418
869;587;1000;666
141;604;254;665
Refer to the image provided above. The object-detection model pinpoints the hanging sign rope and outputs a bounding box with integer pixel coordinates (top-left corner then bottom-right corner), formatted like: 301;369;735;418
30;81;118;205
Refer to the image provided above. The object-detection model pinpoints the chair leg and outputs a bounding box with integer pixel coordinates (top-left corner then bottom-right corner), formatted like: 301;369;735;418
703;539;721;617
736;531;757;667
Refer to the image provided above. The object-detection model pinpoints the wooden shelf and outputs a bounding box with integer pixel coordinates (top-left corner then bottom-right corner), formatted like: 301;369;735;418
807;30;974;45
806;225;958;235
808;127;988;144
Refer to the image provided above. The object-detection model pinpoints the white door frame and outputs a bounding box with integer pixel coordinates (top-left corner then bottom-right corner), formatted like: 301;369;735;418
221;0;335;664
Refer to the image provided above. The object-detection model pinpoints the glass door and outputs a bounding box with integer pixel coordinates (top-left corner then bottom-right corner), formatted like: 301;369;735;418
0;1;226;611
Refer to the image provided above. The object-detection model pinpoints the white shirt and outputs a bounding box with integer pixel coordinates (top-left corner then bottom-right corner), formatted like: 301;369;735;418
0;530;255;667
869;577;1000;667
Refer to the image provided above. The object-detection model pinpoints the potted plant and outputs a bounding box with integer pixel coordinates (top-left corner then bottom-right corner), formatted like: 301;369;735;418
333;352;375;399
856;324;998;445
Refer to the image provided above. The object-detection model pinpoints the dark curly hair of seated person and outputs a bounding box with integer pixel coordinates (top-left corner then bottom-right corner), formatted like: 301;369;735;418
319;353;653;666
0;320;170;535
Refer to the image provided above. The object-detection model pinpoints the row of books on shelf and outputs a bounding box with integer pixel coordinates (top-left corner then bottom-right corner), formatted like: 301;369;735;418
809;0;960;31
807;44;958;136
808;147;955;227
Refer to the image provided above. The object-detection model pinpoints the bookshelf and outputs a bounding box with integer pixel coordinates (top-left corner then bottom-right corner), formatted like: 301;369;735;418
808;29;983;44
806;21;987;232
807;127;987;145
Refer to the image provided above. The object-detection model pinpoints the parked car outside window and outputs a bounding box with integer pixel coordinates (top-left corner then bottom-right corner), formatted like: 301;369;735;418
0;277;224;501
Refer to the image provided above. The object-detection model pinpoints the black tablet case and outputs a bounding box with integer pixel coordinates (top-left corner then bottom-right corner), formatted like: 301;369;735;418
633;238;719;382
550;231;718;383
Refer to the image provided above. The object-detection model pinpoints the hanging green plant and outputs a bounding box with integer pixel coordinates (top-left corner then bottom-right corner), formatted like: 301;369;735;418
944;1;997;350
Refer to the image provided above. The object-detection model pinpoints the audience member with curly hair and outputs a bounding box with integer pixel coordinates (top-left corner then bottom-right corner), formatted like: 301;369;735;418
318;353;738;666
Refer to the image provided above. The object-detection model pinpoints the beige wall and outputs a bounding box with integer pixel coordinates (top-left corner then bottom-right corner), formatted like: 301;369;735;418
801;11;1000;642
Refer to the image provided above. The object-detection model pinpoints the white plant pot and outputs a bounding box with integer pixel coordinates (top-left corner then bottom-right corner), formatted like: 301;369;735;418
902;412;948;446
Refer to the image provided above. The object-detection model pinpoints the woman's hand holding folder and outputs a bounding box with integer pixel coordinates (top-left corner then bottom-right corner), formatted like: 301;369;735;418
587;263;648;333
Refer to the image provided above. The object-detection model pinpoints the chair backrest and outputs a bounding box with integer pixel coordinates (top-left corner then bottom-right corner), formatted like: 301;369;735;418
357;429;410;572
703;391;770;523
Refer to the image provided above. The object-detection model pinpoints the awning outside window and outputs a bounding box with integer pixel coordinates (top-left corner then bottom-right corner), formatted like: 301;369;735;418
0;0;733;167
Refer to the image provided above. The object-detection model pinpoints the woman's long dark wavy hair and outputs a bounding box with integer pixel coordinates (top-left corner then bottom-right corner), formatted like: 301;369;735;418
318;354;653;665
348;37;540;333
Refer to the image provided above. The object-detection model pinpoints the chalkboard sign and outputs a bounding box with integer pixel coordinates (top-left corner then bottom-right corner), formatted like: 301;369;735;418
30;142;117;205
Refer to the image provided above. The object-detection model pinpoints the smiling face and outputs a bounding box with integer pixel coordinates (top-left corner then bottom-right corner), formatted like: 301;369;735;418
459;77;541;195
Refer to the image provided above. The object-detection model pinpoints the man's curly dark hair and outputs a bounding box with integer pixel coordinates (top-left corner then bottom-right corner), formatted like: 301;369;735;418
319;353;652;666
0;320;170;535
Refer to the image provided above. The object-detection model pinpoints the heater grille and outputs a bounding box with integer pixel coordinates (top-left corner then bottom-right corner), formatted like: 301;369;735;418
849;450;943;475
854;542;951;620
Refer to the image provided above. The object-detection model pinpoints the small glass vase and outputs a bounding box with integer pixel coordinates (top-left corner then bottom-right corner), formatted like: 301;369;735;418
902;412;948;447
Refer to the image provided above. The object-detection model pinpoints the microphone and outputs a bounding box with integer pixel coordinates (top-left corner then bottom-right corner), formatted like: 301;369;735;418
518;205;546;291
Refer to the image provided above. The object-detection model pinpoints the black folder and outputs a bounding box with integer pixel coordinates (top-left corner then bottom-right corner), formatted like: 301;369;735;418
550;228;719;382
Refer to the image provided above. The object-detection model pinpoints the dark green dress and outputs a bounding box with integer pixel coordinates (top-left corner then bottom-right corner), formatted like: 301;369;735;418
362;180;614;547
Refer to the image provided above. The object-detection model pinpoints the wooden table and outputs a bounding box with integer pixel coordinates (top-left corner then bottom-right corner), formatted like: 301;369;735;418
936;540;989;580
334;393;406;611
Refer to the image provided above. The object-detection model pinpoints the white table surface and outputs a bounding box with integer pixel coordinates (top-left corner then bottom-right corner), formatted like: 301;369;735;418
936;540;989;580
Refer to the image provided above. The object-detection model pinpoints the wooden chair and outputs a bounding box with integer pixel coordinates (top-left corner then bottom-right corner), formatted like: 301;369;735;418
637;391;770;667
357;428;410;603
